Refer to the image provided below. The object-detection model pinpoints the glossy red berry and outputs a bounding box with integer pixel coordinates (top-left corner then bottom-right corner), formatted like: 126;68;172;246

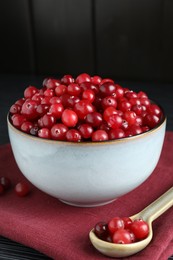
67;83;81;96
82;89;95;103
85;112;103;127
74;100;95;120
0;177;11;190
49;103;64;119
129;219;149;240
108;217;124;234
108;128;125;140
43;78;61;89
38;128;51;139
112;229;132;244
100;82;116;97
21;121;34;133
92;130;108;141
24;86;39;99
78;124;93;139
55;84;67;96
21;99;38;120
51;123;68;140
102;96;117;109
76;73;91;84
61;74;74;85
61;109;78;127
66;129;82;142
94;222;109;240
15;182;30;197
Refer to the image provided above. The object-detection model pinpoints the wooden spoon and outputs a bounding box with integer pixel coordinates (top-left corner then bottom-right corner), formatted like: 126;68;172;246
89;187;173;258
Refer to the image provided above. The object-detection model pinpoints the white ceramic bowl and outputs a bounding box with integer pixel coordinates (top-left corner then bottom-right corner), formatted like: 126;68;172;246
7;113;166;207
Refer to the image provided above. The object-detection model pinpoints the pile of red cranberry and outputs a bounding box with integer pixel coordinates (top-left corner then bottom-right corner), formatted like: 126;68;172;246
94;216;149;244
9;73;163;142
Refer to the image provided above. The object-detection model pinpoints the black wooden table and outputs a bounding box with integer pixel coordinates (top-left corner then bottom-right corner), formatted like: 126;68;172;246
0;74;173;260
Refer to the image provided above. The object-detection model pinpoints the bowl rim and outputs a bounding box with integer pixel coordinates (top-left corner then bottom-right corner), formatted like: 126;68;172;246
7;102;166;146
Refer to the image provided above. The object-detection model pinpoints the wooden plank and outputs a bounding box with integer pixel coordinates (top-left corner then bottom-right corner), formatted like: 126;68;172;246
95;0;168;81
0;0;35;73
32;0;94;76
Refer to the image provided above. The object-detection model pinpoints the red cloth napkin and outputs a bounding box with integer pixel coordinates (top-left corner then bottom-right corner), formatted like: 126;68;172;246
0;132;173;260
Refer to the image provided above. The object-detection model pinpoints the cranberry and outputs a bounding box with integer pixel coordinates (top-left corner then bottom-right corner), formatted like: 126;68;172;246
15;98;25;106
21;99;38;120
51;124;68;140
115;84;124;99
67;83;81;96
123;111;137;126
91;75;102;85
109;128;125;140
67;96;80;108
76;73;91;84
66;129;82;142
143;114;160;128
125;91;138;99
11;114;26;129
138;91;148;99
85;112;103;127
112;229;132;244
106;114;123;129
61;109;78;127
92;130;108;141
127;125;142;136
24;86;39;99
78;124;93;139
41;113;56;128
55;84;67;96
0;177;11;190
80;82;99;94
74;100;95;120
103;107;117;122
108;217;124;234
122;217;133;229
100;78;114;85
32;93;44;103
36;104;50;116
102;96;117;109
94;222;109;240
49;96;62;104
21;121;34;133
41;96;51;105
61;74;74;85
10;104;21;114
129;219;149;240
43;78;61;89
132;104;143;115
118;100;131;112
99;82;116;97
147;104;162;117
30;126;39;136
82;89;95;103
15;182;30;197
38;128;51;139
49;103;64;119
129;98;141;106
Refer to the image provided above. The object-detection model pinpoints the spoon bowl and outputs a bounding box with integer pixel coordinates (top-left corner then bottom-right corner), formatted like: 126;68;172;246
89;187;173;258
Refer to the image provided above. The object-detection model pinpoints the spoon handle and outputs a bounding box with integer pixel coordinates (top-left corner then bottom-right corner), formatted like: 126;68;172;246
136;187;173;223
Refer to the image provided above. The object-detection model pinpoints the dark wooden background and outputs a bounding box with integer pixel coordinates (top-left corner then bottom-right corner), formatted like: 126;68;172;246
1;0;173;82
0;1;173;259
